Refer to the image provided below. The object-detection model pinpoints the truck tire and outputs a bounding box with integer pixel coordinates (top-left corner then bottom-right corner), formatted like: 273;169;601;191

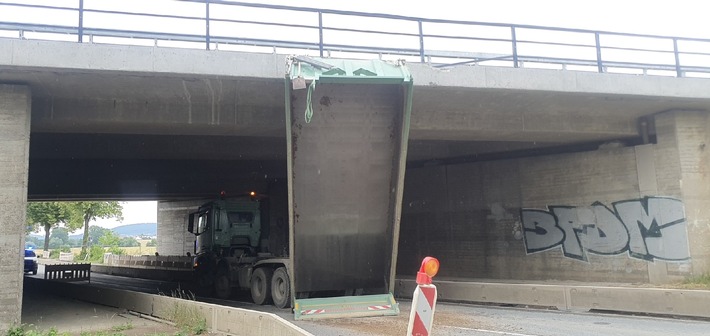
214;269;232;299
251;267;273;305
271;267;291;309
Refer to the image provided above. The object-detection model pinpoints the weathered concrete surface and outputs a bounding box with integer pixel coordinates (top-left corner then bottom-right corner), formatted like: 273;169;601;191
94;255;193;282
0;85;30;331
26;277;312;336
21;279;177;335
1;37;708;295
654;111;710;276
2;38;710;144
398;146;653;283
399;114;706;285
91;265;192;283
157;199;207;256
395;279;710;319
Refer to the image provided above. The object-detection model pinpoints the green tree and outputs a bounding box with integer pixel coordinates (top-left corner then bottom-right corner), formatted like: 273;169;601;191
25;235;43;249
119;236;140;247
48;237;63;249
26;202;81;251
89;225;111;246
67;238;82;247
50;227;70;245
146;239;157;247
98;230;121;247
71;202;123;255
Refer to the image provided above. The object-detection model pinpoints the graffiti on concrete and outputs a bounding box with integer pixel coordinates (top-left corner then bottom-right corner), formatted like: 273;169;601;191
521;197;690;262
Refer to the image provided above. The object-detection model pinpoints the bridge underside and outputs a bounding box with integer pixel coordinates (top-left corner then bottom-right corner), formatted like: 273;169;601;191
14;63;708;201
2;40;710;329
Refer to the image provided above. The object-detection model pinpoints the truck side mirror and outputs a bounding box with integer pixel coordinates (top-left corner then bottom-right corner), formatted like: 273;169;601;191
188;213;195;233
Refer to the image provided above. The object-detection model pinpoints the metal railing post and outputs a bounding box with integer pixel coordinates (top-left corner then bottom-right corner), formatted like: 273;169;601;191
318;12;324;57
418;20;425;63
595;32;604;73
673;38;682;77
78;0;84;42
511;26;518;68
205;0;211;50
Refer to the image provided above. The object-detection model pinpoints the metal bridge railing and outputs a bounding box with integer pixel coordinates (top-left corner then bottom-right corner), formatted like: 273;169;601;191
1;0;709;78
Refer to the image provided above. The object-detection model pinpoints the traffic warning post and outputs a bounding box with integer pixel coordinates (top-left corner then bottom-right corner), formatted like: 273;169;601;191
406;257;440;336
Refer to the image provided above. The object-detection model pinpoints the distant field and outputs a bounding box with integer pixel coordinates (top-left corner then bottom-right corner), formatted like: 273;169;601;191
35;239;158;259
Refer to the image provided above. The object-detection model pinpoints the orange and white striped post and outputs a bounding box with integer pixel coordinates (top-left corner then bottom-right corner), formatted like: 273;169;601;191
406;256;439;336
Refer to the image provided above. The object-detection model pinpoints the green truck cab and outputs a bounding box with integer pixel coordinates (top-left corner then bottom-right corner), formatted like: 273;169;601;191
188;197;291;308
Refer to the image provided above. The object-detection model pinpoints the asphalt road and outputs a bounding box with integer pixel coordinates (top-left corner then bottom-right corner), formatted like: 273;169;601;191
26;265;710;335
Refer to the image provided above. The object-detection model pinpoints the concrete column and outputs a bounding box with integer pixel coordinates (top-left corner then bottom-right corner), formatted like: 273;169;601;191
0;85;31;330
635;144;669;283
156;200;205;256
654;110;710;276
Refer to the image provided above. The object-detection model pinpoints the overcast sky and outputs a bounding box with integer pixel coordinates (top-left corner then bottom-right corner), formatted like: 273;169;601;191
94;201;157;229
237;0;709;38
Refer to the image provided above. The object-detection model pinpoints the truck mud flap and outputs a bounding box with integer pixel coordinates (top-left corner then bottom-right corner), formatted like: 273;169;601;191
293;293;400;320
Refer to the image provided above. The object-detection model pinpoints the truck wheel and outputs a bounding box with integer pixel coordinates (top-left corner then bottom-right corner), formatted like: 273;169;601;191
214;270;231;299
251;268;273;305
271;267;291;309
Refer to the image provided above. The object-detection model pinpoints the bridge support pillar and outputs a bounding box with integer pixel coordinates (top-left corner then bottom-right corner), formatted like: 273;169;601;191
0;85;31;330
655;110;710;277
157;200;205;256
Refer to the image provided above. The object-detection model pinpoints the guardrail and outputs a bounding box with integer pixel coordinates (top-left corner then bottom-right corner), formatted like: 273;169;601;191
44;263;91;282
0;1;709;77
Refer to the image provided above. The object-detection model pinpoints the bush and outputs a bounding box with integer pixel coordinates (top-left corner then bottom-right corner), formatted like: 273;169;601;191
49;249;60;259
683;273;710;287
170;303;206;335
5;325;68;336
107;245;124;256
48;238;63;249
118;237;140;247
76;245;107;263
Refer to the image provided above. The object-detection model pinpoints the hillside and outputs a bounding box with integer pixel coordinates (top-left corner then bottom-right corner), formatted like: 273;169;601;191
29;222;158;240
112;223;157;237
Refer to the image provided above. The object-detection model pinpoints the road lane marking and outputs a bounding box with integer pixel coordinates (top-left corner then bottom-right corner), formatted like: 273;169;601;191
449;326;541;336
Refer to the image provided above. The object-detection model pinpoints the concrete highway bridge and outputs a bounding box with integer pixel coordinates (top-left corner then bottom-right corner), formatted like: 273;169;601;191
2;1;710;331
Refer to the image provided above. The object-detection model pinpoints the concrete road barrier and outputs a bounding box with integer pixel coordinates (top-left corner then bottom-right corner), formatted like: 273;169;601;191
395;279;710;319
58;253;74;262
27;278;312;336
91;264;193;282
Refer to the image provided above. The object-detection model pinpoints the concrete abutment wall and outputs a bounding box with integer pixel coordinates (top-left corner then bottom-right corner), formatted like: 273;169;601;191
656;110;710;275
398;110;710;284
157;199;206;256
156;110;710;285
0;85;31;330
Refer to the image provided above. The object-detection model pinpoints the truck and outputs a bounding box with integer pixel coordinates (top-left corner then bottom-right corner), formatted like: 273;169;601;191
189;57;414;320
188;193;292;309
